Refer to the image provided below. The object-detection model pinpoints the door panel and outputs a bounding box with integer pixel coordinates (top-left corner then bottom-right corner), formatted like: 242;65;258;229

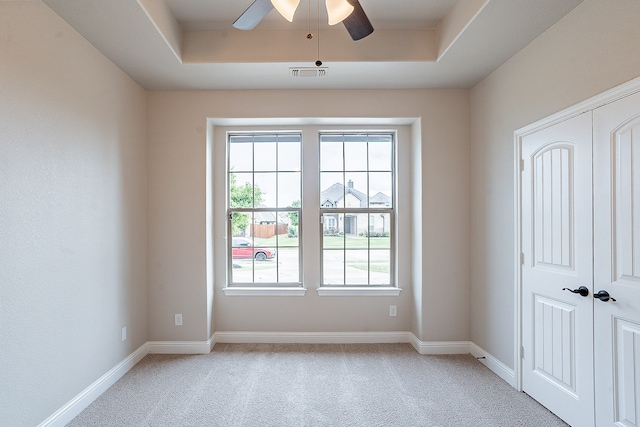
533;295;577;392
522;112;594;427
594;91;640;427
614;318;640;427
533;145;574;270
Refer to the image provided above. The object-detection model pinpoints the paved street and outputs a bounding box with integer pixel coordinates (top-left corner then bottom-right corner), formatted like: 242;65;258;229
232;248;390;284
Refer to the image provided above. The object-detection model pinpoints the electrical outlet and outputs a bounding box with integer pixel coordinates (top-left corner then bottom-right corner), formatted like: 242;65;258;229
121;327;127;341
389;305;397;317
175;314;183;326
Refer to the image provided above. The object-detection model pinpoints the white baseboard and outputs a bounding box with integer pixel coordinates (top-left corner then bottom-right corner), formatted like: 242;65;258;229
214;331;476;356
147;334;215;354
213;331;413;344
469;342;516;387
37;343;150;427
409;337;471;355
38;335;216;426
39;333;516;427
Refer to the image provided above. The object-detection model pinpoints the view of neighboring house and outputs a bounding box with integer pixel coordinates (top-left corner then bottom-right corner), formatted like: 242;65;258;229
246;210;288;238
321;180;391;236
238;180;391;239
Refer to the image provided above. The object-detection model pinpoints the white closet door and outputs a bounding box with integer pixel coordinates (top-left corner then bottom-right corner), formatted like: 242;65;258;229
521;112;595;427
594;91;640;427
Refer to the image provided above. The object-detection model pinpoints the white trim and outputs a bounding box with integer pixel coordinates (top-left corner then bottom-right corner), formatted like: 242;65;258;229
316;286;402;296
147;335;215;354
470;342;517;388
408;336;471;355
222;287;307;296
37;343;150;427
516;75;640;138
215;331;474;356
513;75;640;395
38;335;516;426
214;331;413;344
514;125;524;391
209;117;419;127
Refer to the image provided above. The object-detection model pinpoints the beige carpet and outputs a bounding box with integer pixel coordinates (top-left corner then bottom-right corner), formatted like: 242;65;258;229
68;343;568;426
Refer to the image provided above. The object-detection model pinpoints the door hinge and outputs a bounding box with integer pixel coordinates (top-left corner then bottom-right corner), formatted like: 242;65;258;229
228;212;233;221
520;253;525;265
520;159;524;172
520;346;525;359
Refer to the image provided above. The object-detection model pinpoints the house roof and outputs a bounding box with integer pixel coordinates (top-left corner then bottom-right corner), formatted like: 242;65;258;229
253;208;288;224
321;183;390;208
370;192;391;205
253;211;276;223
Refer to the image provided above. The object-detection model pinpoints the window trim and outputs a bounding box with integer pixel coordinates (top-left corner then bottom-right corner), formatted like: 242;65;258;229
319;131;396;288
218;125;406;297
222;286;307;296
226;131;303;287
316;286;401;296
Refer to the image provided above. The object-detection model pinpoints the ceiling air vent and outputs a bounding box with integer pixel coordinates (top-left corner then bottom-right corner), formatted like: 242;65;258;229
290;67;328;78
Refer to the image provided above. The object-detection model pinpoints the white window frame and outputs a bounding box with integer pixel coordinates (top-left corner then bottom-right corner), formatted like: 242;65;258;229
226;131;303;289
318;132;396;290
219;125;404;297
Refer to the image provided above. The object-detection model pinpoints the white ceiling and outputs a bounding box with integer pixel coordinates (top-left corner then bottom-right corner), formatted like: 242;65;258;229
41;0;584;91
164;0;457;30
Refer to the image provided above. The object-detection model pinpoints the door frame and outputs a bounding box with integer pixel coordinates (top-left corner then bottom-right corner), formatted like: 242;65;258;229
513;76;640;392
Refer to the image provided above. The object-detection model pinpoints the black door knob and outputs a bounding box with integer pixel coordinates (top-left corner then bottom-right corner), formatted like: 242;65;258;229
594;290;616;302
562;286;589;297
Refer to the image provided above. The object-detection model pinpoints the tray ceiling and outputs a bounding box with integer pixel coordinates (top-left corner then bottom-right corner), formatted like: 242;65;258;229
42;0;584;90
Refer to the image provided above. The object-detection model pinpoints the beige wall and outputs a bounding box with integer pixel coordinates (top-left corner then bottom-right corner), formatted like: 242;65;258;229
15;0;628;422
470;0;640;369
147;89;471;343
0;2;148;426
211;124;414;333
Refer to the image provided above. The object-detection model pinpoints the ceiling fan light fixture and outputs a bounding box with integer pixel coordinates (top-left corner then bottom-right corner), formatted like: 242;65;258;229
325;0;354;25
271;0;300;22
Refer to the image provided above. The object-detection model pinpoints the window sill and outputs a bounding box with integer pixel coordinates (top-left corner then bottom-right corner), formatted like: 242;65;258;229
316;287;402;297
222;287;307;297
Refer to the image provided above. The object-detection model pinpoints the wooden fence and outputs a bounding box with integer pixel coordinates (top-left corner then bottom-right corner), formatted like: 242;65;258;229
250;223;288;238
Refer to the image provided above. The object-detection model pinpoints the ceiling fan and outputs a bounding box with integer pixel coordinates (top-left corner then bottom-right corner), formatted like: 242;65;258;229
233;0;374;41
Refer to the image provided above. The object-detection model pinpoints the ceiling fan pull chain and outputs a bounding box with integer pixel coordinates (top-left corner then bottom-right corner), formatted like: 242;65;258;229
307;0;313;39
316;0;322;66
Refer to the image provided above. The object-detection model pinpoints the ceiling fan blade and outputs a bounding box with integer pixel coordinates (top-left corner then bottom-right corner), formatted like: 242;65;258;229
342;0;374;40
233;0;274;30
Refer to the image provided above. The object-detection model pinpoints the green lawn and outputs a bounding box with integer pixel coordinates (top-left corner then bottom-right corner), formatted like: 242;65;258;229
322;235;390;249
254;234;390;249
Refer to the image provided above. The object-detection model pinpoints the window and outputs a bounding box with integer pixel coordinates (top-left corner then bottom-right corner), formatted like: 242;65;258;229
227;133;302;286
320;133;394;286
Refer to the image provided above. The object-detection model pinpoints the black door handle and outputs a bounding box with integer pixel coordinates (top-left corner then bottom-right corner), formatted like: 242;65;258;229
594;290;616;302
562;286;589;297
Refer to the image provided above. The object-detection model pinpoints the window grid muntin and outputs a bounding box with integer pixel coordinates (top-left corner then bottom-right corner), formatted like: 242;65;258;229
228;132;302;287
319;132;395;287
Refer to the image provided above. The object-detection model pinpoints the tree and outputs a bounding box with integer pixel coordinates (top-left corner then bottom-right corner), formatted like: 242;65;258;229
287;200;301;237
288;200;301;227
230;173;263;236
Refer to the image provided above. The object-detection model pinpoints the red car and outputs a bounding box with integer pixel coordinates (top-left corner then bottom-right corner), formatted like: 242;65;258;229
232;237;276;260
